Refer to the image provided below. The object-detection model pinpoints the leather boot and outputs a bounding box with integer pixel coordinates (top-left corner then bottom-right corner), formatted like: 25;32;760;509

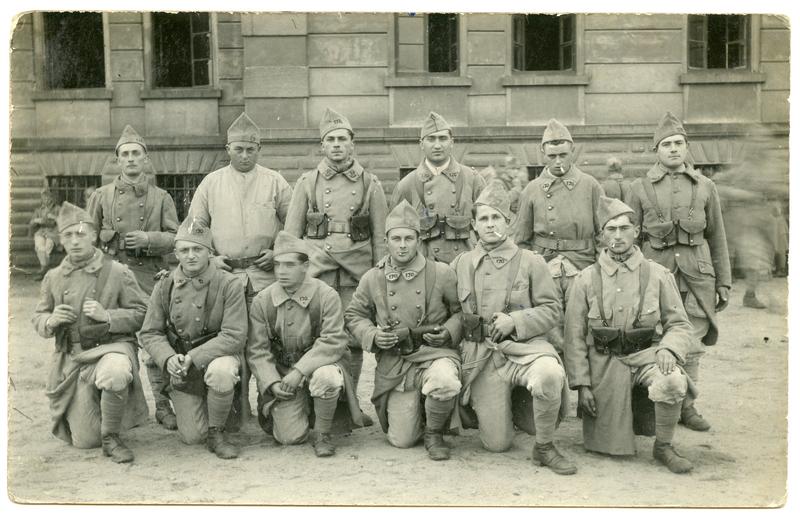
313;432;336;458
653;441;693;473
360;410;374;428
743;293;767;309
680;405;711;432
155;400;178;431
532;442;577;475
102;433;134;464
207;426;239;459
423;427;450;461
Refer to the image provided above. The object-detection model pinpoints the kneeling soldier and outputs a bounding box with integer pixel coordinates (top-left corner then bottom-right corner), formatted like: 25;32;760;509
563;197;695;473
139;220;246;459
32;202;149;463
345;200;463;460
247;231;363;457
451;183;576;475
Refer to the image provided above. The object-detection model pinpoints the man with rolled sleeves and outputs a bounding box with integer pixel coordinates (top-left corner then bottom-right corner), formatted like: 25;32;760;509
284;108;388;418
391;111;486;265
627;112;731;432
187;112;294;422
564;197;696;473
345;200;463;461
247;231;364;457
139;220;247;459
32;202;149;463
513;119;605;351
87;124;180;430
451;182;576;475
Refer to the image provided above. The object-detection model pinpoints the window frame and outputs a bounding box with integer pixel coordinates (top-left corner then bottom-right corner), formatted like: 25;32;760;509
393;13;462;76
46;175;102;207
510;14;579;74
687;14;751;71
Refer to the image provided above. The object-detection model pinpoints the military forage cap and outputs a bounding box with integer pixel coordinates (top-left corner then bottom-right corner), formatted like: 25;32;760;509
115;124;147;154
319;107;353;140
175;218;213;250
57;201;95;232
273;230;310;258
474;181;512;220
227;112;261;145
420;111;452;140
597;196;636;229
541;118;573;146
653;111;687;148
385;199;420;234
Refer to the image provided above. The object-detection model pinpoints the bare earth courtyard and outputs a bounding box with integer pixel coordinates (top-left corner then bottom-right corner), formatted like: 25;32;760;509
6;273;787;507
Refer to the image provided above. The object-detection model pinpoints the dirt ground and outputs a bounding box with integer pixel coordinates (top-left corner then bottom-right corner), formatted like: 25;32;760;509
5;273;788;507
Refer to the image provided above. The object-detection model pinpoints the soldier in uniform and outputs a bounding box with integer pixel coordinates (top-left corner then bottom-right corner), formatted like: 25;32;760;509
247;231;364;457
87;125;180;430
345;200;463;461
451;182;576;475
599;156;632;202
29;188;61;280
390;112;486;265
513;119;605;351
564;197;695;473
284;108;388;423
139;220;247;459
627;112;731;432
32;202;149;463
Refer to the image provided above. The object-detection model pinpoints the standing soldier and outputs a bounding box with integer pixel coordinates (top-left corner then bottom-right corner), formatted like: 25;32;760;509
513;119;605;350
284;108;388;422
627;112;731;432
391;111;486;264
247;231;364;457
187;112;294;422
564;197;695;473
87;125;180;431
32;202;149;463
345;200;463;461
451;182;576;475
599;156;632;202
29;188;61;280
139;220;247;459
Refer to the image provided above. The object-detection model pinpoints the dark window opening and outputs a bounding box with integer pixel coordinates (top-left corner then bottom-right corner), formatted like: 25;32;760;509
43;13;105;89
513;14;575;72
156;173;206;221
399;167;416;180
396;13;458;73
688;15;749;70
46;175;102;207
527;165;545;181
152;12;211;88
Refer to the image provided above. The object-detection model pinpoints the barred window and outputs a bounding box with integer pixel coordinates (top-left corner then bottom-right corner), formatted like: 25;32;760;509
396;13;459;73
152;13;212;88
156;174;206;221
513;14;575;72
527;165;545;181
46;175;102;207
43;13;105;89
688;15;749;70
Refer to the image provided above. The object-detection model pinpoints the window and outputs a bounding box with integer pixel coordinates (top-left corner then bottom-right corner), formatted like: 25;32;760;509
152;13;212;88
527;165;545;181
513;14;575;72
399;167;416;180
46;175;102;207
42;13;105;89
688;15;749;70
396;13;458;73
156;174;207;221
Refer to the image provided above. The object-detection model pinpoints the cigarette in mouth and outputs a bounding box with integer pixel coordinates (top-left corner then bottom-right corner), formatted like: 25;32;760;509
492;231;503;238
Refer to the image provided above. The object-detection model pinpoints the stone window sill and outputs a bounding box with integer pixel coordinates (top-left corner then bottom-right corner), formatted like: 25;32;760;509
501;73;590;87
679;71;766;84
32;89;113;101
384;76;473;88
140;88;223;100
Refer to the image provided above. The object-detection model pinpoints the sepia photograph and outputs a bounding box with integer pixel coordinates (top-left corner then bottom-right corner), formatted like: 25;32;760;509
3;2;792;508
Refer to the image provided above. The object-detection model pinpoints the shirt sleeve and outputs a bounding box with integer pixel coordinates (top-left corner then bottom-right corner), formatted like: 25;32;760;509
144;192;179;255
246;293;282;396
294;287;349;377
440;266;463;345
31;272;56;338
188;278;248;370
108;267;149;334
138;280;176;370
704;181;732;290
275;173;294;226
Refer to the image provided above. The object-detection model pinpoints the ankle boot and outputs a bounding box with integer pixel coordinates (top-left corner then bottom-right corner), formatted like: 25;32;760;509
423;427;450;461
155;400;178;430
313;432;336;458
680;405;711;431
102;433;134;464
653;441;693;473
207;426;239;459
743;293;767;309
532;442;577;475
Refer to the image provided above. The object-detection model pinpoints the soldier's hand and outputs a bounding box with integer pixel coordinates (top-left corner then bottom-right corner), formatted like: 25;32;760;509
270;382;294;401
374;329;399;349
489;312;515;343
47;304;78;328
213;255;233;272
124;230;149;250
280;369;304;392
254;249;274;271
166;354;185;379
578;386;597;418
82;300;109;323
715;286;730;312
180;354;194;376
656;349;677;375
423;326;452;347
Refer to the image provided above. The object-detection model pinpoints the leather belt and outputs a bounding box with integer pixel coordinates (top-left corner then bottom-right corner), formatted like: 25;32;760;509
327;220;351;234
225;255;261;269
533;235;593;251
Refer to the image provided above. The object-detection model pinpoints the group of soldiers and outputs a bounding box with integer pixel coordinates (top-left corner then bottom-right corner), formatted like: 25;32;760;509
33;107;732;476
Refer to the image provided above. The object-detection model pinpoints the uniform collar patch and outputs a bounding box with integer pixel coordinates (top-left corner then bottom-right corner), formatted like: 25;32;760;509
61;249;104;276
317;159;364;182
272;279;316;308
540;167;580;191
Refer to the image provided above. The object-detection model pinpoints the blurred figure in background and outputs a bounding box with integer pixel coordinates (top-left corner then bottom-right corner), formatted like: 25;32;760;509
600;156;631;202
29;188;61;280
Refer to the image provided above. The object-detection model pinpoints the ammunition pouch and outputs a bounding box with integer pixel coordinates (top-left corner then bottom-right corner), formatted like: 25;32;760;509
166;329;218;356
676;219;706;246
590;325;655;356
461;312;485;343
644;221;677;250
443;215;471;241
349;213;372;242
78;321;112;350
99;230;119;255
411;325;443;348
272;337;312;368
419;214;442;241
55;327;72;353
305;211;329;239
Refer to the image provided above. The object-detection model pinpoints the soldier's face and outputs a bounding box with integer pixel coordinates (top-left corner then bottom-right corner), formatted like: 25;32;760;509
174;240;211;276
275;254;309;291
386;228;419;265
602;215;639;254
116;143;148;180
321;128;354;164
60;224;96;261
420;130;453;166
472;205;509;245
656;135;688;170
542;141;574;177
227;142;260;173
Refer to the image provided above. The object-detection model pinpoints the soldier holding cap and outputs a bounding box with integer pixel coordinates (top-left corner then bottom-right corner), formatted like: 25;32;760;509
563;196;696;473
139;219;247;459
247;231;364;457
32;202;149;463
451;183;576;475
627;112;731;432
345;199;463;461
87;125;181;430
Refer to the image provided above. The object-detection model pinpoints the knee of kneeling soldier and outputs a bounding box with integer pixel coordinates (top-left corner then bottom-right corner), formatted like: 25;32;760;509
94;353;133;392
179;426;207;446
203;356;240;393
420;360;461;400
308;365;344;399
481;430;513;453
648;370;688;404
525;358;564;401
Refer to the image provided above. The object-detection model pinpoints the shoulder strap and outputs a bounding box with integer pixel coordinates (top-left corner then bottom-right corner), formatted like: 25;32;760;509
417;259;437;326
309;290;322;341
307;170;320;212
642;179;665;222
265;294;278;338
201;274;222;334
502;251;523;312
633;261;652;328
687;180;698;219
355;171;374;216
453;166;467;213
376;270;392;324
415;172;426;206
159;273;175;314
467;257;479;314
591;263;610;326
94;256;114;300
